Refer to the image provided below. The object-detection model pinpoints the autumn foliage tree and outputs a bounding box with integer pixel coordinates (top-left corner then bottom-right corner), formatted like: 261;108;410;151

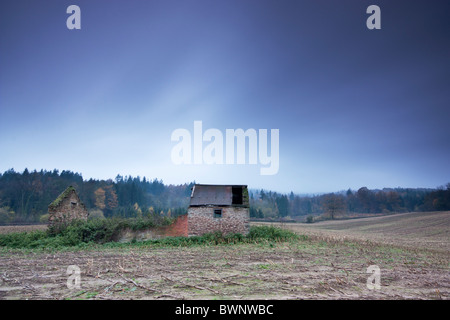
94;187;106;211
104;185;118;216
321;193;346;220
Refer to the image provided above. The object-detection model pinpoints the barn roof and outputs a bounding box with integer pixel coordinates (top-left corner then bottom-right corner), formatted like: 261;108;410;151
189;184;248;207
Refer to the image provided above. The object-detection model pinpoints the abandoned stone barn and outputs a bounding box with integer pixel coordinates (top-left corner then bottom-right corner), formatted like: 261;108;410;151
48;186;88;228
187;184;250;236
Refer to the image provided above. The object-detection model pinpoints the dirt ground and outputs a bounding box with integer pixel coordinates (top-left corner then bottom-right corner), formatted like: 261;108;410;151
0;212;449;300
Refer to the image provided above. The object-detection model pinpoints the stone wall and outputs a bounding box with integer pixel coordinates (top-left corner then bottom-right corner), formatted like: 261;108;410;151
48;191;88;228
187;206;249;236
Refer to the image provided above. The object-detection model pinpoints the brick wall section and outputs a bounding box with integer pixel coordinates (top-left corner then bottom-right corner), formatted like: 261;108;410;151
48;192;88;227
163;214;188;237
187;206;249;236
117;214;188;242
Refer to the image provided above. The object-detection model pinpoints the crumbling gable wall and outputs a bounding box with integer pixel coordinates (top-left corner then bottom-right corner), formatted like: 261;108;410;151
48;186;88;228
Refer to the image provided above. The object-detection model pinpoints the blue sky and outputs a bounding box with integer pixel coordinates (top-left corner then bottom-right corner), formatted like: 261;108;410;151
1;0;449;193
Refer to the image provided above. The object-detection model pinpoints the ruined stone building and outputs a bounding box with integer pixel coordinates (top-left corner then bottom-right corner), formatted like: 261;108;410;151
47;184;250;239
187;184;250;236
48;186;88;228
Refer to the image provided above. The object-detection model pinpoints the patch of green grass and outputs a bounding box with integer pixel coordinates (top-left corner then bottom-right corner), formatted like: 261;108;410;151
0;224;302;251
84;291;99;299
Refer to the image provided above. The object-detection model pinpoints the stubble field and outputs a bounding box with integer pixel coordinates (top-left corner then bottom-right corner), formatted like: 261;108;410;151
0;211;448;300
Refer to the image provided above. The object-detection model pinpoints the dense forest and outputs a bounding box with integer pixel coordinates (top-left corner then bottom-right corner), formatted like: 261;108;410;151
0;169;192;224
249;185;450;220
0;169;449;224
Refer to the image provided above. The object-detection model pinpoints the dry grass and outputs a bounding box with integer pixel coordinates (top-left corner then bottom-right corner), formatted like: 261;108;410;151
0;240;448;300
256;211;450;253
0;224;47;235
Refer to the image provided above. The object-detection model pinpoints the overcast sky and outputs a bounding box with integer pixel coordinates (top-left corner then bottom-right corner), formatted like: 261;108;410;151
1;0;449;194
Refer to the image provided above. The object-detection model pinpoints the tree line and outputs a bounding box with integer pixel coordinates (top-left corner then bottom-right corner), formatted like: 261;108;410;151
0;169;192;224
249;184;450;220
0;168;449;224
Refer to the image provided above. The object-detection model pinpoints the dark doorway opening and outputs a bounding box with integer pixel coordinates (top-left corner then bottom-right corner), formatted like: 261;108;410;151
232;186;243;205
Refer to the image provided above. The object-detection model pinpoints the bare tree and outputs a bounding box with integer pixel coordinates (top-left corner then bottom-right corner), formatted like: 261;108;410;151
321;193;346;220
